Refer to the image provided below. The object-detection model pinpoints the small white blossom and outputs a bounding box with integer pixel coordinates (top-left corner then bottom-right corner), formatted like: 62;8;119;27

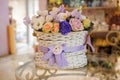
52;45;63;55
81;15;86;20
57;13;67;21
46;15;53;22
32;16;45;30
42;10;48;16
37;11;42;16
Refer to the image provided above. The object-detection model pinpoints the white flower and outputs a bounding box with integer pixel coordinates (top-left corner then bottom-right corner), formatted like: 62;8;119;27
52;7;59;12
31;16;37;23
57;13;67;21
37;10;48;16
52;45;63;55
46;15;53;22
32;16;45;30
66;11;71;17
42;10;48;16
49;7;59;16
81;15;86;20
32;21;41;30
37;11;42;16
39;16;45;23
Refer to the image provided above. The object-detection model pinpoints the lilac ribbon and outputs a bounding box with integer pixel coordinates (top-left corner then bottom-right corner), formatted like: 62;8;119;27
39;44;85;68
39;36;94;68
86;35;95;52
23;16;31;26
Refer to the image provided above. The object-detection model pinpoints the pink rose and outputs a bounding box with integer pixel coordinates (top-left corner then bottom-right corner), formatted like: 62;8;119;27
51;23;59;33
69;18;84;31
42;22;53;33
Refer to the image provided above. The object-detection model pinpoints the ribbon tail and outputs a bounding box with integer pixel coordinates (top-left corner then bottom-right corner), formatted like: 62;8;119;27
55;52;68;68
41;50;53;61
48;55;55;66
87;36;95;52
61;52;68;67
55;55;62;68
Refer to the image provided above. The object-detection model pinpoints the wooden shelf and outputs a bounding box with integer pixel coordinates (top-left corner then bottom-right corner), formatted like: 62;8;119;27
90;30;120;39
90;31;109;39
66;7;117;11
48;7;117;11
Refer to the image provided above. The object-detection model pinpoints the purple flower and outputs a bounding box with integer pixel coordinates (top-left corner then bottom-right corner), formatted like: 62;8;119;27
59;5;66;13
60;21;71;35
71;9;82;20
23;16;31;26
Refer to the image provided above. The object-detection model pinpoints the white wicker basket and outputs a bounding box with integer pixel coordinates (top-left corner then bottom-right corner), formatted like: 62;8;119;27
34;31;88;69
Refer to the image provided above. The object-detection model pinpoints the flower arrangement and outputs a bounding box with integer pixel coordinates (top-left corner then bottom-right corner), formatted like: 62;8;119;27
31;5;93;35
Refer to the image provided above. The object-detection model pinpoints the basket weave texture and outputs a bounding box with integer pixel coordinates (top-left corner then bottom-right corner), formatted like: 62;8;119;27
35;31;88;69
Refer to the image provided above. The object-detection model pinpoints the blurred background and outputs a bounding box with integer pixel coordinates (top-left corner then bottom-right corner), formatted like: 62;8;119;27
0;0;119;56
0;0;120;80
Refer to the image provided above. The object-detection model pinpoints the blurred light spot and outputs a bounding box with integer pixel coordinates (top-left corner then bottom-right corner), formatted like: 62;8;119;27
18;62;24;65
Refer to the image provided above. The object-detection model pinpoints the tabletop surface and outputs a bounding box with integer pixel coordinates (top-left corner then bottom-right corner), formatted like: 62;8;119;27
0;51;120;80
16;61;89;80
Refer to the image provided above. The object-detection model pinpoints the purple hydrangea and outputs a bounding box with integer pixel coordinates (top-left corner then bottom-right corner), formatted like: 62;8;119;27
59;5;66;13
60;21;71;35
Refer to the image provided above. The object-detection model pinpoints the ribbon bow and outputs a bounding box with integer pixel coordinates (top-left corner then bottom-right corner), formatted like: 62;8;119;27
39;44;85;68
41;44;68;68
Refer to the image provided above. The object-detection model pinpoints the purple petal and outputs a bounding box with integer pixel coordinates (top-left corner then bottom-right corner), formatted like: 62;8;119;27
59;5;66;13
60;21;71;35
71;9;82;20
24;16;31;22
23;16;31;26
23;21;29;26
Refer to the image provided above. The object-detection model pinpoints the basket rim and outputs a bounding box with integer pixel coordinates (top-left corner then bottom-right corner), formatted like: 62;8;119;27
35;31;88;35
